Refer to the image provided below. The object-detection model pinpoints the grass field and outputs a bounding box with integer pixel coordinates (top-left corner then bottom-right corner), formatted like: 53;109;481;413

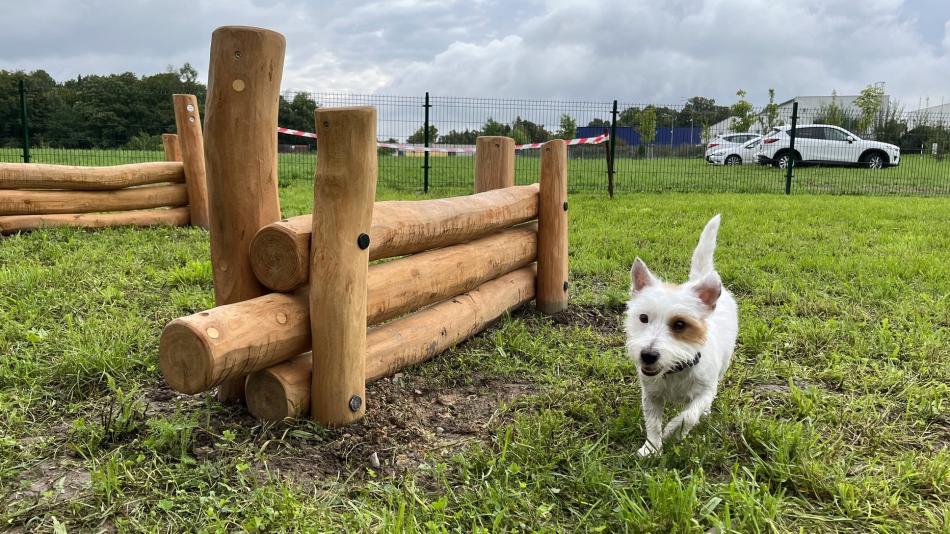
1;180;948;531
3;146;949;196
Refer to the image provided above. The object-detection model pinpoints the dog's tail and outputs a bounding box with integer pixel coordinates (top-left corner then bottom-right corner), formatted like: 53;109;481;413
689;214;721;281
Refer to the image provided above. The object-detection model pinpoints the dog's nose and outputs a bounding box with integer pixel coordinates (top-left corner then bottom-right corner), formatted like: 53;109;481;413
640;349;660;365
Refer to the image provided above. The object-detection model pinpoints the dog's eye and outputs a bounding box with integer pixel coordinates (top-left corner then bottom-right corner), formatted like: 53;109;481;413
639;314;648;323
672;320;686;331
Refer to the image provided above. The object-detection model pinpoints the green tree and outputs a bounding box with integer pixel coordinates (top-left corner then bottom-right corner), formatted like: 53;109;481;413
511;116;551;142
481;117;510;136
730;90;755;132
438;129;479;144
758;89;779;133
814;90;859;130
555;114;576;139
855;84;885;134
638;105;657;157
510;126;530;145
618;106;640;127
407;124;438;144
278;92;319;145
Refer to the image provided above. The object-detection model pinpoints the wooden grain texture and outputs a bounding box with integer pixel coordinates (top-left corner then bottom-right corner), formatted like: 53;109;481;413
0;184;188;216
250;184;539;292
173;94;210;228
245;352;312;421
474;136;515;193
203;25;285;402
243;266;537;420
162;134;182;162
536;139;569;314
0;162;185;190
309;106;377;426
366;224;536;324
159;225;535;395
0;207;190;234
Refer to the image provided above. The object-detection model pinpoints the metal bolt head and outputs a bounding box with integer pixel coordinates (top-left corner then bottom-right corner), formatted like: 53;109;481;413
563;201;568;211
357;233;370;250
348;395;363;412
563;281;569;291
233;50;242;59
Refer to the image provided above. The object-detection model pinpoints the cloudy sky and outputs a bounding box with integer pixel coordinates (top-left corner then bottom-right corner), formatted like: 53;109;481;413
2;0;949;108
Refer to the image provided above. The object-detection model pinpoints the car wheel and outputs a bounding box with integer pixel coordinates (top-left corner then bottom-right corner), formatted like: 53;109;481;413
725;155;742;165
864;152;886;169
776;151;797;169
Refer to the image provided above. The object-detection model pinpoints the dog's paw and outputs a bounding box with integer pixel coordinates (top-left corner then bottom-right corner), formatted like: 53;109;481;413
637;442;661;457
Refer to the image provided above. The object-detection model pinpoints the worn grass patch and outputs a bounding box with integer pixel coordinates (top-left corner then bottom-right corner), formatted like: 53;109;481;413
1;185;948;532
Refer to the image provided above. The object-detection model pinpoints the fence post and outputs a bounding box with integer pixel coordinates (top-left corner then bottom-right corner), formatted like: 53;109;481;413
537;139;569;314
173;94;211;229
785;101;798;195
19;80;30;164
474;136;515;193
162;134;182;162
608;100;618;197
203;26;286;403
423;91;431;194
310;106;377;427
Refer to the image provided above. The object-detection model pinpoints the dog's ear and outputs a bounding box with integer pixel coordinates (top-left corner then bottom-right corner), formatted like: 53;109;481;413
690;271;722;310
631;257;658;293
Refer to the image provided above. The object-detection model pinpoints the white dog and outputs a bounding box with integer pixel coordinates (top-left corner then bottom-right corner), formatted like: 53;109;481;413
625;215;738;456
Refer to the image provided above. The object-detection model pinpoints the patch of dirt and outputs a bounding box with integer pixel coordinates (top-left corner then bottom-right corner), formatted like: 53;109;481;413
9;458;92;504
547;304;623;336
258;375;536;487
139;374;536;489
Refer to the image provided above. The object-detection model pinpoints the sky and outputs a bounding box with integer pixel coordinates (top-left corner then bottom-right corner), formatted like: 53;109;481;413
2;0;949;109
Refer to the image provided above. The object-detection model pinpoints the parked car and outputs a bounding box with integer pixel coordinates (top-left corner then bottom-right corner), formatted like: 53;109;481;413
756;124;900;169
706;139;761;165
705;133;761;161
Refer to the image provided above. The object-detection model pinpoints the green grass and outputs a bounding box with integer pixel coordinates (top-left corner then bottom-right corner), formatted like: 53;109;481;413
1;182;949;531
4;146;949;196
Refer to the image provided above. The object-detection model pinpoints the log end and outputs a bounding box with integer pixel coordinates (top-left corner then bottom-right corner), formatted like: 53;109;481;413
158;319;215;394
246;370;303;421
250;223;308;292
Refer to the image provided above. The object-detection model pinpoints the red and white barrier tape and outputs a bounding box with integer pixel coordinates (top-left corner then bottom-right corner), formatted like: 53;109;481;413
278;126;608;152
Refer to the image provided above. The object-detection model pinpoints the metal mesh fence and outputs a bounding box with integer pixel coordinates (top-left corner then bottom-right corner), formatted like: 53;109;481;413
4;88;949;196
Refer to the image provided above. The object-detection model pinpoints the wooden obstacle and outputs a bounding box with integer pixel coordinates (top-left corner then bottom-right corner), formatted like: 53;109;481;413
158;26;569;426
0;94;210;234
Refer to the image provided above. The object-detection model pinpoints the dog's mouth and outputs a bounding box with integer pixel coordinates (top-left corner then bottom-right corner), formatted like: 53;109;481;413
640;366;661;377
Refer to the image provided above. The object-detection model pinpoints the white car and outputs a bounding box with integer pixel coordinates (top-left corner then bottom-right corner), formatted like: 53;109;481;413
706;139;761;165
705;133;761;161
757;124;900;169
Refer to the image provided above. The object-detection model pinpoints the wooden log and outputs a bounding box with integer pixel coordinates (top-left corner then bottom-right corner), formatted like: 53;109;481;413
159;225;535;395
245;266;537;421
366;224;536;324
536;139;569;314
0;162;185;190
203;26;285;403
162;134;182;162
310;106;378;426
0;184;188;216
0;207;190;234
475;136;515;193
249;184;539;292
173;94;210;229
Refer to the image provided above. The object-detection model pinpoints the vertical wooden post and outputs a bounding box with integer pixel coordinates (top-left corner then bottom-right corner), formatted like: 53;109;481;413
173;94;210;229
310;106;377;426
162;134;181;162
203;26;285;403
474;136;515;193
537;139;569;314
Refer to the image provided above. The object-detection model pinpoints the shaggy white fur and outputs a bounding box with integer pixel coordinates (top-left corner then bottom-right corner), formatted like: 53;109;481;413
624;215;739;456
